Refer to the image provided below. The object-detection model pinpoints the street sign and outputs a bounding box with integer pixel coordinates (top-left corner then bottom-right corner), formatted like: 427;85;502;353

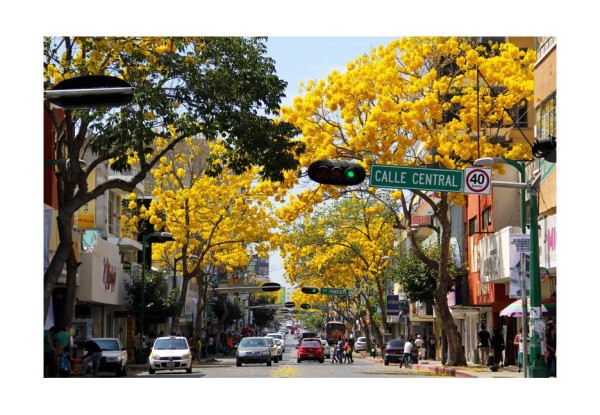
369;164;464;192
311;304;330;311
463;167;492;195
320;287;349;296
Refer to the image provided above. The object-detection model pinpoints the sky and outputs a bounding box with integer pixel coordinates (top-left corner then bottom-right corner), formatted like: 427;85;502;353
5;1;596;411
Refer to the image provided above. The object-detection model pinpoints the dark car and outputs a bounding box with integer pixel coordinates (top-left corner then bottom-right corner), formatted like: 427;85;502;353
236;337;272;367
384;339;405;366
296;332;318;348
297;339;324;363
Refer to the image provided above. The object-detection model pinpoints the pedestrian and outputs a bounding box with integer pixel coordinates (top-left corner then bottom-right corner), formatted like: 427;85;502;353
514;328;524;373
44;326;57;378
546;325;556;377
347;336;354;363
491;328;505;366
208;335;215;355
336;336;345;363
52;325;70;356
81;339;103;377
400;338;413;367
477;323;491;366
343;339;351;363
331;343;339;364
57;346;73;377
414;334;424;360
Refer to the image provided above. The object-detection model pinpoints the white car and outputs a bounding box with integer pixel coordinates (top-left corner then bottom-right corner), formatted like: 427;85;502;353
320;339;331;359
148;336;193;374
91;337;128;376
273;339;284;359
354;337;368;352
266;332;286;353
263;336;280;363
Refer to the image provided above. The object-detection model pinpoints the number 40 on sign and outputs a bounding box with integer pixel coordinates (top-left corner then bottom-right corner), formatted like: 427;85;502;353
463;167;492;195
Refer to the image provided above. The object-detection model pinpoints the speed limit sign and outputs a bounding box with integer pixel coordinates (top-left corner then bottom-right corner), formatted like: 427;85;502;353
464;167;492;194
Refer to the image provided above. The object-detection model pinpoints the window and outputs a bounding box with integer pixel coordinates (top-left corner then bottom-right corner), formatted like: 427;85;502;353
482;207;492;228
469;217;477;235
107;192;122;236
536;93;556;140
535;37;556;62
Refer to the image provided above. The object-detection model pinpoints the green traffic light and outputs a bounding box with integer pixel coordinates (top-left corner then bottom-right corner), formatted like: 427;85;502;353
345;169;356;179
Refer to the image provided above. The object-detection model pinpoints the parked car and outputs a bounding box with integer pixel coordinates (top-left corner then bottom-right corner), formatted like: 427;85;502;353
384;339;406;366
354;337;368;352
236;337;272;366
148;336;193;374
91;337;128;376
320;339;331;359
266;332;286;353
297;339;324;363
263;336;280;363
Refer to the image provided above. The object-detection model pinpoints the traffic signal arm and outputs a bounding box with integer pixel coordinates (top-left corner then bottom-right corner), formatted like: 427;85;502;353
308;159;366;186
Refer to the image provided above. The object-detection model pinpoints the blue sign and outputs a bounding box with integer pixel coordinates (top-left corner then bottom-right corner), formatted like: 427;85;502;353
386;295;400;313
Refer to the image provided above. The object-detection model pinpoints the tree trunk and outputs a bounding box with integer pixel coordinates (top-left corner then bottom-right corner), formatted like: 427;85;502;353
63;246;80;328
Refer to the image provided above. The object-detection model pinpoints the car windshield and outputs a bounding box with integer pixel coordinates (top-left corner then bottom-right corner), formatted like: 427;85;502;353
302;341;321;347
93;339;119;351
357;337;366;342
153;338;188;350
268;333;283;339
239;338;266;347
264;338;274;345
387;340;404;347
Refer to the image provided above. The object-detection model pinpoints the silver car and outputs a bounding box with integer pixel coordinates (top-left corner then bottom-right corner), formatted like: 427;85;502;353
354;337;368;352
263;336;280;363
320;339;331;359
92;337;128;376
236;337;272;367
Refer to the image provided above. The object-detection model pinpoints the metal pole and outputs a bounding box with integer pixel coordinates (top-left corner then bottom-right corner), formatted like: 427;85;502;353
519;252;528;377
527;180;548;377
140;235;148;337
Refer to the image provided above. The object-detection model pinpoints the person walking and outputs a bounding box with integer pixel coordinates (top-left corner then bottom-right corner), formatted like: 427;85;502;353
491;328;505;366
80;339;103;377
44;326;57;378
346;336;354;363
477;324;491;366
400;338;413;368
514;328;524;373
546;325;556;377
336;336;345;364
331;343;339;364
414;335;424;360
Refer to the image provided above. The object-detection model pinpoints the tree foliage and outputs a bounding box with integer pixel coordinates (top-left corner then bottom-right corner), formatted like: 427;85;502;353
276;37;535;366
43;36;303;326
124;269;177;332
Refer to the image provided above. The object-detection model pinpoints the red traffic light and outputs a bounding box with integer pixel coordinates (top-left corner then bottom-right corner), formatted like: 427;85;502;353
308;159;366;186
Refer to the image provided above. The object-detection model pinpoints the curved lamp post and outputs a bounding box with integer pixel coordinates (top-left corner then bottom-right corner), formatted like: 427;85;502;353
140;231;174;336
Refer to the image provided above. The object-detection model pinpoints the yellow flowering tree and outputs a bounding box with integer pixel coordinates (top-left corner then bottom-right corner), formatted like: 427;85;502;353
278;37;535;366
280;194;396;349
125;138;282;341
43;36;303;326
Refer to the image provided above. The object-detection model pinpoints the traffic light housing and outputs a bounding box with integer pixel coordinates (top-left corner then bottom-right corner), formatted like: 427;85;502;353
301;287;319;294
300;303;311;310
307;159;366;186
532;136;556;163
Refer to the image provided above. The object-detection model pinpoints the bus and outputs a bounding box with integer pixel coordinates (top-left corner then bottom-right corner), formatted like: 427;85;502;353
325;321;346;345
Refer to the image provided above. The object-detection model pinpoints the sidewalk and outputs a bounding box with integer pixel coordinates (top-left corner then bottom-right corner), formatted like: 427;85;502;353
368;356;524;378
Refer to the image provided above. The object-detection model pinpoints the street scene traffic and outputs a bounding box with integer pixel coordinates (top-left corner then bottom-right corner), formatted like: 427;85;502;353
42;33;557;412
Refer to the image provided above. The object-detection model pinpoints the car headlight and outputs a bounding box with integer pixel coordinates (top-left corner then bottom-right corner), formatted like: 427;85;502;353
238;351;246;356
182;352;191;360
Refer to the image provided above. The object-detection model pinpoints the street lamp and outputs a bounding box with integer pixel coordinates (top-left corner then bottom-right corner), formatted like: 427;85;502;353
474;157;548;378
140;231;174;337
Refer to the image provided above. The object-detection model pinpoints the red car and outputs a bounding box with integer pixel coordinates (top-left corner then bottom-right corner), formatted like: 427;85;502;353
297;339;324;363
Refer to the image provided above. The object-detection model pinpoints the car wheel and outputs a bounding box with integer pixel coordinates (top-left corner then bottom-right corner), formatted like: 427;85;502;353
384;360;389;366
319;359;324;363
297;358;301;363
149;368;155;374
236;359;242;367
267;360;272;366
274;356;279;363
186;367;192;374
